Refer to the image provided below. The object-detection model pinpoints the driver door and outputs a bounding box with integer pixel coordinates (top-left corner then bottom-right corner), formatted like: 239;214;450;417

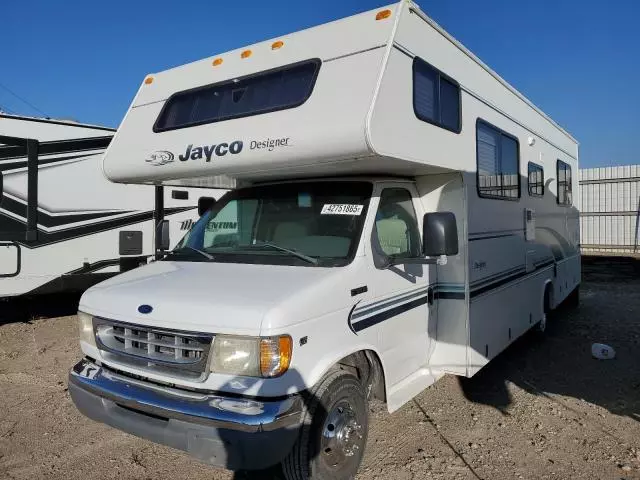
365;184;432;387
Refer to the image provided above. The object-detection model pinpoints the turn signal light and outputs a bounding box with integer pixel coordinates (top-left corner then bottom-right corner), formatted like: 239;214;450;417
260;335;292;378
376;9;392;20
241;49;252;59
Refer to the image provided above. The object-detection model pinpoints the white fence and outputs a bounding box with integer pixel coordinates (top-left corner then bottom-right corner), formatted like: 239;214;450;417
579;165;640;255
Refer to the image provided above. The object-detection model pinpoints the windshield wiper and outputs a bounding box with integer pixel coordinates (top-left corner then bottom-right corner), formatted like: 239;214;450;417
251;242;318;265
166;246;214;260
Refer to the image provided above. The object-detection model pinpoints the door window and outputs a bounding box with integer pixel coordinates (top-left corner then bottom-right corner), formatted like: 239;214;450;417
374;188;421;258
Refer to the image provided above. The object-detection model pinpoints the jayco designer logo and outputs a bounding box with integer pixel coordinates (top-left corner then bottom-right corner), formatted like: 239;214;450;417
179;141;244;162
145;150;175;167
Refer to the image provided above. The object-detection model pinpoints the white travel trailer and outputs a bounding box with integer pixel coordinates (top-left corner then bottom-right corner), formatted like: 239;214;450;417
69;2;580;479
0;114;229;297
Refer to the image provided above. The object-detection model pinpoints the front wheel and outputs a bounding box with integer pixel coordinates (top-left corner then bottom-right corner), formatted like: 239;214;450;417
282;370;368;480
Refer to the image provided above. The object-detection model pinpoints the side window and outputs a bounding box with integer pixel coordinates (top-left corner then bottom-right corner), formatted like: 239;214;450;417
476;120;520;200
374;188;421;258
557;160;572;205
528;162;544;196
413;57;461;133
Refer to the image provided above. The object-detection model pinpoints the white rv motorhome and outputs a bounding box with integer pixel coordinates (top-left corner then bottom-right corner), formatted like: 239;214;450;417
0;114;229;298
69;3;580;478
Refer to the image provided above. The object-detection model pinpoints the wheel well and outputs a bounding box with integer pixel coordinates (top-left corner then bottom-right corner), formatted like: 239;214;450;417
336;350;386;403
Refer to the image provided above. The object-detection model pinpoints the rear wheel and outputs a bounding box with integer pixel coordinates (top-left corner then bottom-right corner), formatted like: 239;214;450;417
282;370;368;480
536;285;552;334
536;312;547;333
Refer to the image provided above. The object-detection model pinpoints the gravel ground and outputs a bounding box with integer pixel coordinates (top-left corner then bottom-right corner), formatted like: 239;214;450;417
0;257;639;480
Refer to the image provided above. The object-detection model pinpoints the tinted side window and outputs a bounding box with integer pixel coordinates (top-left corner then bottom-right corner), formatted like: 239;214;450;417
528;162;544;196
154;59;321;132
374;188;421;258
413;57;461;133
476;121;520;200
557;160;572;205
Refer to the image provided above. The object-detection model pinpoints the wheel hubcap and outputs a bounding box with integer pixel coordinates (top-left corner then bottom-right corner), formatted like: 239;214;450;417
321;400;364;468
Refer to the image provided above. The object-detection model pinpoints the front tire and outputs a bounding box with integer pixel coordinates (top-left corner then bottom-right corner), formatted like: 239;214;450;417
282;370;368;480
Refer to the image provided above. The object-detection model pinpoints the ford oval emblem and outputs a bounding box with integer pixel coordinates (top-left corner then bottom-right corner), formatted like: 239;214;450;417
138;304;153;314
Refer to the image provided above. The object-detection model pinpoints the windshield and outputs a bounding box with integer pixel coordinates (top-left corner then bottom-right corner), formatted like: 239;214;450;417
170;181;372;267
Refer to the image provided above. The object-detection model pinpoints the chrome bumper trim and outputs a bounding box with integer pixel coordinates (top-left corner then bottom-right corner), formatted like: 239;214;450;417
69;359;303;433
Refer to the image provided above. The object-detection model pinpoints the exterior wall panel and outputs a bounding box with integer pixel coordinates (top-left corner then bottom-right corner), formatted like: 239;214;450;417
579;165;640;255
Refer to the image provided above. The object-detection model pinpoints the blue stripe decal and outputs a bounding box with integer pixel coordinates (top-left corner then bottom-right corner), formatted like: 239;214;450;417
352;285;429;313
349;283;466;333
470;259;555;299
352;293;430;333
352;286;430;320
347;258;558;333
469;265;526;289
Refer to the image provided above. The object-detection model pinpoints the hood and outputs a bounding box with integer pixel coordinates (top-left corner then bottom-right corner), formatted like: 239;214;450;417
80;260;359;335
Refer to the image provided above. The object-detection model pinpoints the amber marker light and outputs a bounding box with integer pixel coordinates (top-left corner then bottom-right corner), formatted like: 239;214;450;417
259;335;293;378
376;9;392;20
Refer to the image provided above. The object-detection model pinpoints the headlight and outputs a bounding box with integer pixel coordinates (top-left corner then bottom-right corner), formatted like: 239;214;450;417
78;311;97;348
210;335;292;378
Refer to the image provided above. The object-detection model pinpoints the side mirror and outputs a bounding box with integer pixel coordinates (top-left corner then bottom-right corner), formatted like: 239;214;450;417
157;219;170;251
198;196;216;217
422;212;458;257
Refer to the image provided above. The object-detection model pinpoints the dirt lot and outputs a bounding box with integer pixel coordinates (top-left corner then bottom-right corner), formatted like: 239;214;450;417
1;257;639;480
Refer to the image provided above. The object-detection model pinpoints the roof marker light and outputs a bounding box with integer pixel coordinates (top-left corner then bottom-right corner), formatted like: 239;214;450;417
212;58;223;66
376;9;392;20
144;76;154;85
241;50;252;59
271;41;284;50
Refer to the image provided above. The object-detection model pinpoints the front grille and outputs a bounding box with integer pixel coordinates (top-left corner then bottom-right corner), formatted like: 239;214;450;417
93;318;213;380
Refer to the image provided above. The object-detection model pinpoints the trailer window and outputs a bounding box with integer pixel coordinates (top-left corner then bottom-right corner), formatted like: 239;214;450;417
476;120;520;200
528;162;544;197
154;59;321;132
557;160;572;205
413;57;461;133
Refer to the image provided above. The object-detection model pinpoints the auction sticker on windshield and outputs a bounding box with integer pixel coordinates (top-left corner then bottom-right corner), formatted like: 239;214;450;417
321;204;364;215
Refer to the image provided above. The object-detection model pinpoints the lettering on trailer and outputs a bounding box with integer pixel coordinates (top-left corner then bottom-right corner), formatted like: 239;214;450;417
146;137;291;167
179;141;244;162
180;219;195;231
180;219;239;231
207;221;237;231
250;137;291;152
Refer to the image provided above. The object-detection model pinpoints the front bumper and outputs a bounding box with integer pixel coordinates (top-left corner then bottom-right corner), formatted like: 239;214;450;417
68;359;303;470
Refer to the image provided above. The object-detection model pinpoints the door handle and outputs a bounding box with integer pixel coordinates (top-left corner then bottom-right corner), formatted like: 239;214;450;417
427;287;434;305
